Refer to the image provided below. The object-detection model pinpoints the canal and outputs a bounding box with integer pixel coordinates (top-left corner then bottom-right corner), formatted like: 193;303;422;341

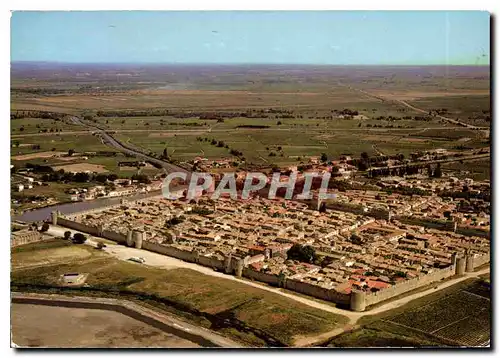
12;190;164;223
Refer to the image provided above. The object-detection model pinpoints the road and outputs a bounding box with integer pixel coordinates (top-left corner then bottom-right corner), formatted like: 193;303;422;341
37;226;490;347
44;226;491;323
68;116;190;174
338;82;490;136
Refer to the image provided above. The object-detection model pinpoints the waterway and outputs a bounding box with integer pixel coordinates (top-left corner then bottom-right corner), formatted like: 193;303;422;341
12;190;164;223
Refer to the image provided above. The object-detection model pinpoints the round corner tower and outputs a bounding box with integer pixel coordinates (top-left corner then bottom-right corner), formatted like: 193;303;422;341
350;290;366;312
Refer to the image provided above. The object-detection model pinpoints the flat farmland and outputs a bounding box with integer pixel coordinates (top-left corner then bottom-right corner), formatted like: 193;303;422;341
51;163;109;173
12;87;388;112
408;95;490;126
85;156;163;176
385;285;491;347
11;134;108;156
431;307;490;347
99;116;211;131
327;277;491;348
388;290;488;333
11;65;490;169
10;117;83;134
95;113;455;134
115;124;488;166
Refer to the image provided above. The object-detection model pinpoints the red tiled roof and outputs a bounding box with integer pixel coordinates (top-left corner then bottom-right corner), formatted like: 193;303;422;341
366;280;391;289
250;262;264;271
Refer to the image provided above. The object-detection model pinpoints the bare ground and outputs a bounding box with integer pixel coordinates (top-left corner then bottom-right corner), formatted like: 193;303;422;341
11;151;68;161
52;163;108;173
11;303;200;348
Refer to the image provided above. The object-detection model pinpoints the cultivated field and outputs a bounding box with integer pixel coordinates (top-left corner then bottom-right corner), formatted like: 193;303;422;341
11;64;491;168
326;277;491;347
388;290;490;346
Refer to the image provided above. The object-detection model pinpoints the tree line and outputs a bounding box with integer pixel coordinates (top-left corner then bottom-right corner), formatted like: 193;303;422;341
11;110;68;120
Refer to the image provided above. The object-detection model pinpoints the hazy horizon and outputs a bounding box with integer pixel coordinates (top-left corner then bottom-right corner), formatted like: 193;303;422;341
10;61;491;67
11;11;490;66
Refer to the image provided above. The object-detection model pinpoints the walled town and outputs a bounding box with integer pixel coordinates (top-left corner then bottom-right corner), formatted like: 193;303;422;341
47;168;490;312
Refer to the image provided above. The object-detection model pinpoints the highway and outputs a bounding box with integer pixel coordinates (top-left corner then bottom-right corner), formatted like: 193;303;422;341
68;116;190;174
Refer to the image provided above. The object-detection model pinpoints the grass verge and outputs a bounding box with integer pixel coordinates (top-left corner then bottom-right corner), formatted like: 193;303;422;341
11;241;349;347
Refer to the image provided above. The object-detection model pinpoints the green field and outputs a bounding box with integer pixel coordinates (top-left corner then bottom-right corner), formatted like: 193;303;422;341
10;117;83;134
11;66;491;171
115;124;488;167
441;159;491;181
409;95;490;126
327;320;444;347
11;133;108;156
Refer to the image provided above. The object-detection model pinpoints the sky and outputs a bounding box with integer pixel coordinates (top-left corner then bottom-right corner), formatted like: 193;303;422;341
11;11;490;65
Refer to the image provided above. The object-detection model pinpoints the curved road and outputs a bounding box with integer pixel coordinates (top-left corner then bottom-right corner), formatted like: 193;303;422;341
69;116;190;174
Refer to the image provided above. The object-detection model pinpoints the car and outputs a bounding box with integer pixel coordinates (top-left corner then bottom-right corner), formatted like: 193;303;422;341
128;257;145;264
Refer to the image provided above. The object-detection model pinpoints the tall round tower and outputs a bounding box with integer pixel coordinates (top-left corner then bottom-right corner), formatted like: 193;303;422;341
456;257;466;276
126;230;134;247
350;290;366;312
466;254;475;273
51;211;58;225
132;231;143;249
